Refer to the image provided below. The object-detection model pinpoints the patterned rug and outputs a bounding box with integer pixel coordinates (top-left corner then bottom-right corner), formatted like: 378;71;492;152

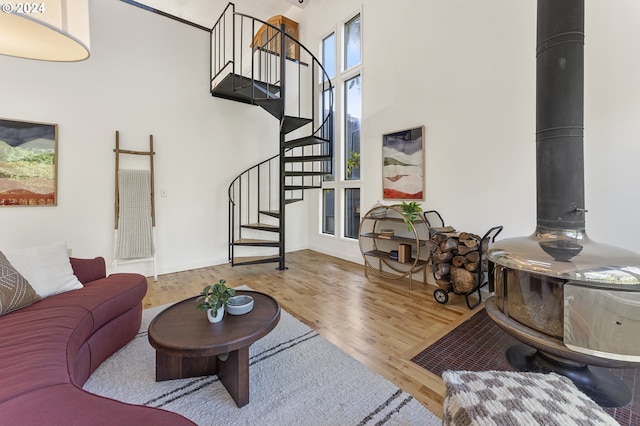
84;301;440;425
442;370;618;425
411;309;639;426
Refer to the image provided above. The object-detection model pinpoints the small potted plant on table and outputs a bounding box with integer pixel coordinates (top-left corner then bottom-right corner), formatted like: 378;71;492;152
195;279;236;323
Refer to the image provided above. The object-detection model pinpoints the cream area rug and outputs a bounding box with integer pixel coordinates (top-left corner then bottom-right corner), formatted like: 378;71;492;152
83;300;440;425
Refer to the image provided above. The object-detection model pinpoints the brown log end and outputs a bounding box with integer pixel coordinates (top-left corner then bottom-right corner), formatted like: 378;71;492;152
451;267;477;293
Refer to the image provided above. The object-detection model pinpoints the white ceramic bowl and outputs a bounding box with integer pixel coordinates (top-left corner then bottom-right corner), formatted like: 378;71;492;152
226;295;254;315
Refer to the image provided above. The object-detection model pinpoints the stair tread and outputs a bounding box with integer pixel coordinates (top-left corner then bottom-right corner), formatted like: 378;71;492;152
259;210;281;218
232;256;281;266
284;155;332;162
285;185;322;190
233;238;279;246
254;98;284;119
283;135;330;148
284;170;328;176
282;116;312;134
241;223;280;232
212;73;280;104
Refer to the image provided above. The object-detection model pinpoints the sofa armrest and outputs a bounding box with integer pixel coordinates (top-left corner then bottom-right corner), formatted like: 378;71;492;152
70;257;107;284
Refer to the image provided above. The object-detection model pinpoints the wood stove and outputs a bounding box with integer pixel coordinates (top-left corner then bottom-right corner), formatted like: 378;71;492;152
485;0;640;407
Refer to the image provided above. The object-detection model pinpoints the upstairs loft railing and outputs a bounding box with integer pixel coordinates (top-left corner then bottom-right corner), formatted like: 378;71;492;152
209;3;333;138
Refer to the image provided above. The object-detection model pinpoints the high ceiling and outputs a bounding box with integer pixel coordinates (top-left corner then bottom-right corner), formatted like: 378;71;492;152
130;0;295;28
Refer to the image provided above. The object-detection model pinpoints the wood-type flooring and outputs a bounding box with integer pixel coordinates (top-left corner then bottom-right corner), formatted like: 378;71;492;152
142;249;479;418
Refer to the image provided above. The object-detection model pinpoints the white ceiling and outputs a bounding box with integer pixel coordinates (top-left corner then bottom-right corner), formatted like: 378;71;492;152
131;0;294;28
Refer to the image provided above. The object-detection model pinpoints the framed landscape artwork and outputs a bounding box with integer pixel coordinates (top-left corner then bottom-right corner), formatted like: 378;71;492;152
0;118;58;206
382;126;424;200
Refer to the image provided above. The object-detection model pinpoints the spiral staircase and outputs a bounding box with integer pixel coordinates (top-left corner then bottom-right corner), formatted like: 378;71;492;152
210;4;334;270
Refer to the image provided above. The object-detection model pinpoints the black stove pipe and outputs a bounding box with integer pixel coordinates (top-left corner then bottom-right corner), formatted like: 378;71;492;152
536;0;586;232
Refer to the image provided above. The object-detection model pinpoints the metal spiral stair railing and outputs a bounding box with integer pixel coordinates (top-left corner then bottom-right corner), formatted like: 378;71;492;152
210;3;334;269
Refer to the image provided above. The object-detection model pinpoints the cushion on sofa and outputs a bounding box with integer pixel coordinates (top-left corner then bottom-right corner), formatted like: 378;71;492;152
3;241;83;298
19;273;147;334
70;257;107;284
0;251;41;316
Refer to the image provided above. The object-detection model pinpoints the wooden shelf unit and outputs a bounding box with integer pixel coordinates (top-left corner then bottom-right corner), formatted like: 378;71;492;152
358;205;431;290
252;15;299;60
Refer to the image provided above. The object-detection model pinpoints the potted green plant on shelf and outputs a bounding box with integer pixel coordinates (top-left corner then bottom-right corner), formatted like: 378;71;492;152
399;201;423;231
195;279;236;323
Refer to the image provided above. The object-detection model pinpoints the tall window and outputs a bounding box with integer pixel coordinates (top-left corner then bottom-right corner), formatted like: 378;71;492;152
344;14;361;70
322;87;335;183
322;33;336;80
344;188;360;239
345;75;360;180
320;11;362;239
321;34;337;182
322;189;335;234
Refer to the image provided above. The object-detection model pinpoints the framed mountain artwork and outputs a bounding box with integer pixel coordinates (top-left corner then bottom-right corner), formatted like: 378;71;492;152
382;126;424;200
0;118;58;206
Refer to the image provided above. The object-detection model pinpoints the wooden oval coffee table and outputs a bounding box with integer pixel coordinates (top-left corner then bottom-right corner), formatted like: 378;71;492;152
148;290;280;407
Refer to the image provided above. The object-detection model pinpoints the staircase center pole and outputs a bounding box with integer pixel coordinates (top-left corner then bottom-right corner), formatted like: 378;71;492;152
278;23;288;271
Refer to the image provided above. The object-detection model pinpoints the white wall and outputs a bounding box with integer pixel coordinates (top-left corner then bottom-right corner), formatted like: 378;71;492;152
3;1;639;279
0;0;307;276
302;0;640;266
584;0;640;249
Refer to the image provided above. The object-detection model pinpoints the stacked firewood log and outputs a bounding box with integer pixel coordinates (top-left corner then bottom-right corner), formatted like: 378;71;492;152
427;231;489;293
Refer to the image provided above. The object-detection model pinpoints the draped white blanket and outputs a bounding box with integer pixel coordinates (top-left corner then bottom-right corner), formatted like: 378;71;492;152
116;169;153;259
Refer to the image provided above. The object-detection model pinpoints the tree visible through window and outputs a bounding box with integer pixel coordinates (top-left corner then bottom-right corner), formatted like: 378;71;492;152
345;75;360;180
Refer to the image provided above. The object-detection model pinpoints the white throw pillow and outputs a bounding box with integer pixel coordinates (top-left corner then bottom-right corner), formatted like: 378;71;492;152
3;241;83;299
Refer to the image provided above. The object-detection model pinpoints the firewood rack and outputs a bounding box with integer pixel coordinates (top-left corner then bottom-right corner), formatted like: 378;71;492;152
424;210;503;309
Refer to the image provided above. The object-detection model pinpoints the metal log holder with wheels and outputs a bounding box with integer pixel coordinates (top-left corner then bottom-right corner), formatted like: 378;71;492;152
424;211;503;309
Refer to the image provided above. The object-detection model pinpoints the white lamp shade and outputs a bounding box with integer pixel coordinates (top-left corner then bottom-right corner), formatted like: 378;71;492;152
0;0;90;61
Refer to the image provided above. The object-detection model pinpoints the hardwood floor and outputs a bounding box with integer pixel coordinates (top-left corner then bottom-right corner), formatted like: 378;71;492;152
142;249;481;418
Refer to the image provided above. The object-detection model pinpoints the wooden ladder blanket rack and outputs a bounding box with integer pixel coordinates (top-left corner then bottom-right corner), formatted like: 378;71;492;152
113;130;157;281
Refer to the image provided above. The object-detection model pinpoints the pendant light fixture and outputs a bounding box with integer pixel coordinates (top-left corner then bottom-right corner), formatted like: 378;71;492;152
0;0;90;61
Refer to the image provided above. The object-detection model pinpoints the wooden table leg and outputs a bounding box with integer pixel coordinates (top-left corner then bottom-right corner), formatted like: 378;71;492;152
155;351;218;381
217;346;250;407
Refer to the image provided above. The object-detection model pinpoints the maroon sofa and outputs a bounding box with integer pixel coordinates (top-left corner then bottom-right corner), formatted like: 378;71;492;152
0;257;195;425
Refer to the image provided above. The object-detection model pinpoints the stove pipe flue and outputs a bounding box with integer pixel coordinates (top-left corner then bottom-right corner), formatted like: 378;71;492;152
536;0;585;234
488;0;640;285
